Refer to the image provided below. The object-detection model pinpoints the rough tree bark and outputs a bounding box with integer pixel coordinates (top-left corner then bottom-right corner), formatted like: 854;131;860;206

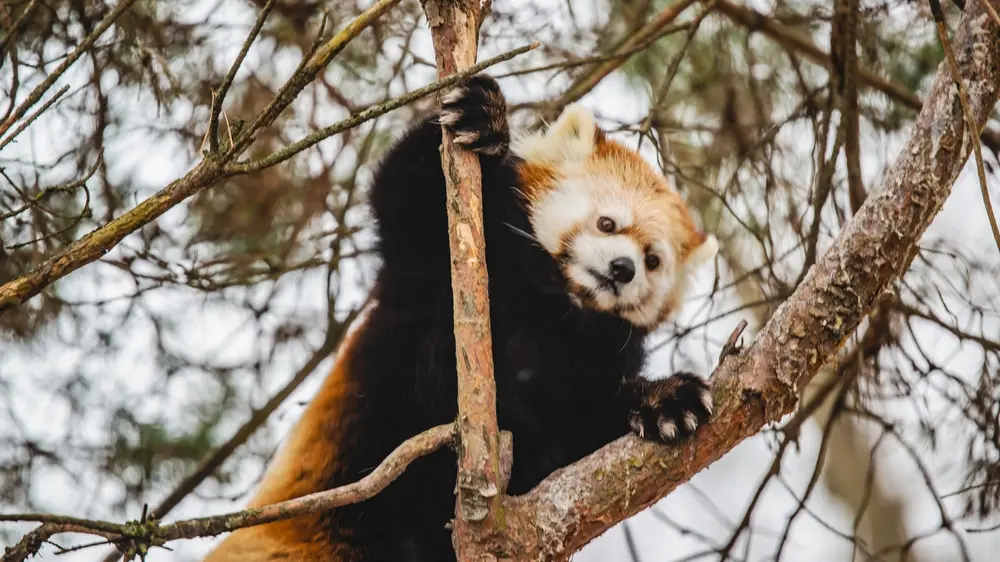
488;1;1000;559
419;1;505;560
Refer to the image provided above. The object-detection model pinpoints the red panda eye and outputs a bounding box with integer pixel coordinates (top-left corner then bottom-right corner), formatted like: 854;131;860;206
645;254;660;271
597;217;615;233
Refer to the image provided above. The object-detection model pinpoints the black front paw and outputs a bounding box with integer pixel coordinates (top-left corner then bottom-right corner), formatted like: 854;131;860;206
438;74;509;156
626;373;713;445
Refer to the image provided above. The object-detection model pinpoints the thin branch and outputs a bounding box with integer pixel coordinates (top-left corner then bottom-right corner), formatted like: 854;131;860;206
94;312;362;562
228;42;539;175
929;0;1000;253
0;0;40;57
0;0;139;138
0;522;120;562
0;41;537;313
833;0;865;212
492;31;690;80
1;424;457;562
0;160;224;313
0;151;99;222
229;0;404;157
711;0;921;110
712;0;1000;158
981;0;1000;26
207;0;276;153
545;0;698;118
0;84;69;152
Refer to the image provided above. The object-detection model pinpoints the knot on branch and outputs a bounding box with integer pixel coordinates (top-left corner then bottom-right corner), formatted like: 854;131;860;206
115;517;165;561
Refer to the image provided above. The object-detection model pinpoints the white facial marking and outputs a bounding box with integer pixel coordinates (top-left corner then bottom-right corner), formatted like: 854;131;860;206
530;181;591;253
531;178;689;328
657;417;678;441
516;104;717;329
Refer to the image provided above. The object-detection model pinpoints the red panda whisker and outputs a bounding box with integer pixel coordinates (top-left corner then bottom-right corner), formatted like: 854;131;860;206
503;222;541;246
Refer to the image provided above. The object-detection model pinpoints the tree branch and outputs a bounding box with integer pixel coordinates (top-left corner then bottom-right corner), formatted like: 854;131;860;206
419;1;505;559
0;0;138;138
1;424;457;562
713;0;922;110
496;0;1000;558
929;0;1000;253
546;0;698;118
0;38;534;315
714;0;1000;154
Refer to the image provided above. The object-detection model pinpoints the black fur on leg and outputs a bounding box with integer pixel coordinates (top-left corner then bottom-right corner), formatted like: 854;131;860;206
624;372;713;445
438;74;510;156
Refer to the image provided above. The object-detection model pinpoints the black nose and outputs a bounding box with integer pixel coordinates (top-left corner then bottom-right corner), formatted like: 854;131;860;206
609;257;636;284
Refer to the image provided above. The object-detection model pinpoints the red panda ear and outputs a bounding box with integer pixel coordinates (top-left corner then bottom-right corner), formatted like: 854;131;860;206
685;232;718;270
513;105;598;165
546;105;598;144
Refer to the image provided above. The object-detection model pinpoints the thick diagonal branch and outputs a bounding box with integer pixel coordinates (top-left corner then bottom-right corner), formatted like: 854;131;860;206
499;0;1000;558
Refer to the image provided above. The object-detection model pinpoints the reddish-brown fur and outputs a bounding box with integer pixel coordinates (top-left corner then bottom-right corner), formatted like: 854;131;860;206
202;320;367;562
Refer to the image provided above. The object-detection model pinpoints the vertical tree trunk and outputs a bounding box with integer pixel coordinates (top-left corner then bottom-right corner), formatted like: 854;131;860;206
419;1;504;560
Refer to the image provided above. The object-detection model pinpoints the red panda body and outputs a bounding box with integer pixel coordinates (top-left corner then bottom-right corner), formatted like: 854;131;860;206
203;75;718;562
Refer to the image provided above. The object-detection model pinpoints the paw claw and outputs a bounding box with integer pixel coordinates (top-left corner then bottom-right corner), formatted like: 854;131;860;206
439;110;461;127
700;387;714;416
626;373;713;446
441;87;466;106
656;416;678;441
629;413;645;439
683;411;699;432
436;74;509;156
453;131;479;145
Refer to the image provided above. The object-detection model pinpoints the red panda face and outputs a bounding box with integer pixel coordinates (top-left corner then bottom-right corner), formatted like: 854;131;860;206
513;106;718;328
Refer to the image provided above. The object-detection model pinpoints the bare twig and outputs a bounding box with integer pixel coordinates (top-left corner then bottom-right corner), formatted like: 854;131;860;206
229;43;539;175
711;0;921;110
0;0;40;57
929;0;1000;253
638;0;716;139
207;0;277;153
712;0;1000;168
229;0;404;157
0;0;139;138
1;424;457;562
833;0;865;212
94;310;363;562
0;151;99;223
0;85;69;152
545;0;698;118
0;42;535;314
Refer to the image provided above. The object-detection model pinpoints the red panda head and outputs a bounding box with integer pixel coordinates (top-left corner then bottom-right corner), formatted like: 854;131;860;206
512;105;718;328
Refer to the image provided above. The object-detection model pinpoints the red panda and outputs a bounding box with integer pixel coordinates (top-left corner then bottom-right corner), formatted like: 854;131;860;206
202;74;718;562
